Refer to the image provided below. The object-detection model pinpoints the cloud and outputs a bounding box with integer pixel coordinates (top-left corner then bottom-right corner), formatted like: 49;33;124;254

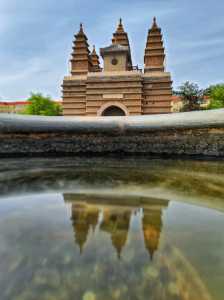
0;0;224;99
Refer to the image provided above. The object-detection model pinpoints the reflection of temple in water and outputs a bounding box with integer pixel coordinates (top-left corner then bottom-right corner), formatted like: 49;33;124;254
70;203;99;253
100;209;131;258
64;194;168;258
142;208;163;260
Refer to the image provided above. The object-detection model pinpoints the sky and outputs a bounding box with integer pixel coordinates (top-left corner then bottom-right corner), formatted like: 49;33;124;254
0;0;224;100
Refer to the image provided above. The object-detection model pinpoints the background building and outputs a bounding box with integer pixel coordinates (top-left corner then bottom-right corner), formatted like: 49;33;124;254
0;101;29;114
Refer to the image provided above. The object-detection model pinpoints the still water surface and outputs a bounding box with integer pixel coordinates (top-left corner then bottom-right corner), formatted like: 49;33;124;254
0;158;224;300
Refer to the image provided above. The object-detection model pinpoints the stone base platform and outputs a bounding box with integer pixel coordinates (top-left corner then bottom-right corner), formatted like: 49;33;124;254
0;109;223;157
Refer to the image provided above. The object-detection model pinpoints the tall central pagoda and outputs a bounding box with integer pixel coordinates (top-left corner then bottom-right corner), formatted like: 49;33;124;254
62;18;172;116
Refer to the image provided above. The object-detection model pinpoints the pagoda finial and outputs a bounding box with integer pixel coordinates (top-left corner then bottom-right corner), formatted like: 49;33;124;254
116;18;124;33
91;45;98;57
152;17;158;28
79;22;84;33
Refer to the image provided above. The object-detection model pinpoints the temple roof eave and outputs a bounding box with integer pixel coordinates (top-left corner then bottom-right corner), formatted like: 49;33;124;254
100;44;129;57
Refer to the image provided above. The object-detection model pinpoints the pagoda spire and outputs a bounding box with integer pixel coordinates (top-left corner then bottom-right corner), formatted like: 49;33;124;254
90;45;101;72
116;18;125;34
144;17;166;73
112;18;129;47
70;23;92;75
79;22;84;34
152;17;158;29
111;18;132;69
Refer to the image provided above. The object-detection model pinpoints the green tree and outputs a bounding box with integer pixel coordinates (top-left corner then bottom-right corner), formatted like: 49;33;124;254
24;93;62;116
208;84;224;109
203;85;216;97
177;81;204;111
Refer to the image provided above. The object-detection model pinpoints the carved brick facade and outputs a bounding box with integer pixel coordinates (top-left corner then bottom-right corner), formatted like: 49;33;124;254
62;18;172;116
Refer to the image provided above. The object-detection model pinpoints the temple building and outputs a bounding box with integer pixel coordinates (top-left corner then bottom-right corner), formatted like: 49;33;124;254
62;17;172;116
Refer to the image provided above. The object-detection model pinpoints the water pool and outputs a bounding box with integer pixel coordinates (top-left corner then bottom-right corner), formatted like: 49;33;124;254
0;157;223;300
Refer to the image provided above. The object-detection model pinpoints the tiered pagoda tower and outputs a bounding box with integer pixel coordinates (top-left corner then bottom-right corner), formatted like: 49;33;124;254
62;23;91;116
144;17;165;72
62;17;173;116
142;17;172;114
70;23;92;75
90;45;101;72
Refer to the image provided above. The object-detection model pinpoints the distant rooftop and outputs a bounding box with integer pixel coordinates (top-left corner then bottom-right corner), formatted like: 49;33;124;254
0;100;62;105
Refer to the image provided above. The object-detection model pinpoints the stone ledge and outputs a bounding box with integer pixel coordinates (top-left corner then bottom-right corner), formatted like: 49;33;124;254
0;110;223;157
0;128;223;157
0;109;223;134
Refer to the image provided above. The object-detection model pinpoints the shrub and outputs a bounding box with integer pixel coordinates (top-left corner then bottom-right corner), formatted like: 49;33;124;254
208;84;224;109
24;93;62;116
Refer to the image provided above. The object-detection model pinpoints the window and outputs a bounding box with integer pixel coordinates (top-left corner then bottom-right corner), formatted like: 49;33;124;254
111;58;118;65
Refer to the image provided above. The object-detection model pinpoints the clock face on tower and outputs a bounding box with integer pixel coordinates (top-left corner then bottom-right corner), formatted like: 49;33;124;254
111;57;118;65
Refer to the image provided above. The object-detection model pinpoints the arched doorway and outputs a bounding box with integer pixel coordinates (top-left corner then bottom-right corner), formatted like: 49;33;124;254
102;105;126;116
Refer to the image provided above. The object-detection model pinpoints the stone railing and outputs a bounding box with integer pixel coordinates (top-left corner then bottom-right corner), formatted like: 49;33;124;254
0;109;223;157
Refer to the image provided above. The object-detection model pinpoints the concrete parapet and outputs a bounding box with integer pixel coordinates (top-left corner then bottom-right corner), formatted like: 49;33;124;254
0;109;223;157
